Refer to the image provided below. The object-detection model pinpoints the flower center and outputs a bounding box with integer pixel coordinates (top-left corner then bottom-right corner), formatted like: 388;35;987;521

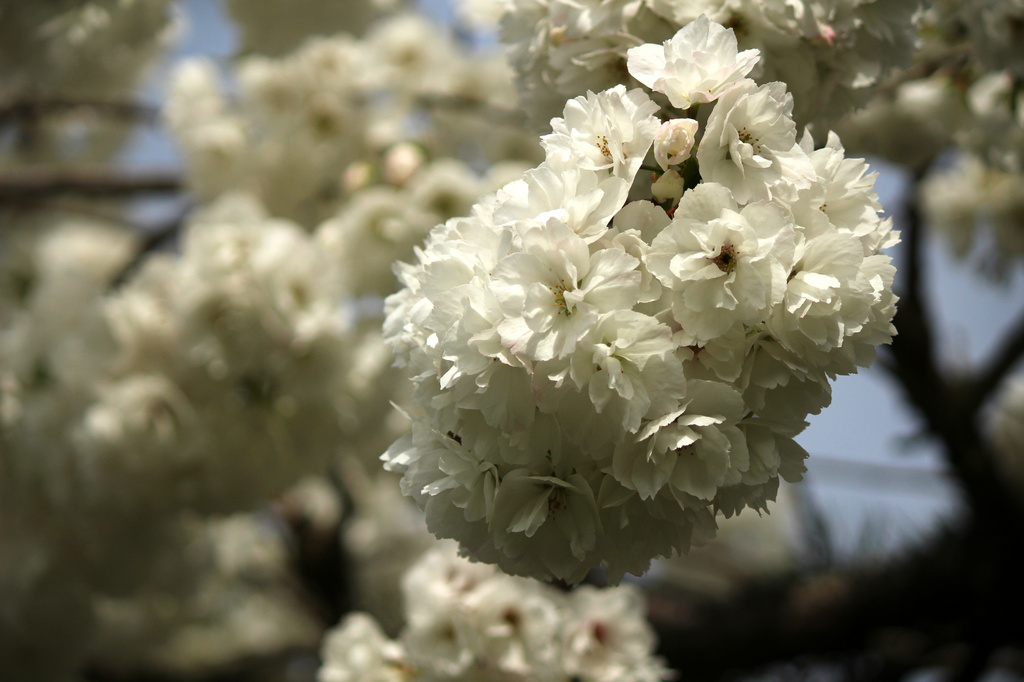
547;488;568;516
737;126;762;154
549;278;573;316
711;243;739;273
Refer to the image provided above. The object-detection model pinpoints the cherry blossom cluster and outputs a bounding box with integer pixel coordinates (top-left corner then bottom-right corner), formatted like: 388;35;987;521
0;5;535;673
0;195;357;522
499;0;921;131
317;543;670;682
0;196;366;676
166;12;533;230
919;155;1024;268
0;0;176;102
0;0;178;166
383;15;898;583
836;2;1024;270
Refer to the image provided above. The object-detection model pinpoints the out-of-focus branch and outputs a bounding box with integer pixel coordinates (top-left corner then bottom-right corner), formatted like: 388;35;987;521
878;172;1024;520
873;41;972;98
0;97;159;126
966;310;1024;414
274;476;354;628
0;168;181;201
652;516;1024;681
81;646;319;682
111;207;192;289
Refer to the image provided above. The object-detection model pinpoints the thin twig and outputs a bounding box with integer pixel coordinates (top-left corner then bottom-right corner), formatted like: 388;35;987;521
110;205;192;289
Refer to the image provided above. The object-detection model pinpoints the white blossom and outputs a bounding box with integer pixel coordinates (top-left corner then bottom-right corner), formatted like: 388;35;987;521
317;544;669;681
319;614;410;682
646;182;796;344
626;14;760;110
542;85;661;180
653;118;699;170
696;79;815;204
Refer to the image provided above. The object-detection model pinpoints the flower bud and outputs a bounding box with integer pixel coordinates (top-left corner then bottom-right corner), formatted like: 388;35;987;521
651;169;684;205
383;142;427;186
342;160;375;193
653;118;699;170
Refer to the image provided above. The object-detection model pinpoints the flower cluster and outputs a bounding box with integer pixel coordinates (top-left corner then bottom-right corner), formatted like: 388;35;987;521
383;16;898;583
0;194;354;525
0;0;177;167
166;12;534;230
500;0;921;131
920;154;1024;267
317;543;671;682
0;196;360;677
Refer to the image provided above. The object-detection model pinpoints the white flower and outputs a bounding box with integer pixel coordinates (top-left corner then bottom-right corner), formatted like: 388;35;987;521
613;379;747;502
489;468;602;583
646;183;797;344
790;131;890;252
563;584;666;681
318;613;410;682
494;164;631;243
566;310;684;434
382;46;898;582
653;118;699;170
501;0;660;123
542;85;661;180
317;544;669;682
74;374;197;509
766;233;897;378
626;14;760;110
696;79;815;204
464;574;563;674
492;218;641;362
766;232;866;360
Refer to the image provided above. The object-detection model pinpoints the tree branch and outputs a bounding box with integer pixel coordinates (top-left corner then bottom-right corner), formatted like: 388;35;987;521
652;513;1024;681
876;172;1023;519
966;309;1024;414
0;168;181;201
0;97;159;126
111;207;192;289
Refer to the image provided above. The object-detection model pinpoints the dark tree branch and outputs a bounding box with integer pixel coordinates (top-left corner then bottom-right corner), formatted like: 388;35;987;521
652;515;1024;681
0;97;159;126
966;309;1024;414
110;206;192;289
81;646;319;682
0;168;181;201
878;172;1023;520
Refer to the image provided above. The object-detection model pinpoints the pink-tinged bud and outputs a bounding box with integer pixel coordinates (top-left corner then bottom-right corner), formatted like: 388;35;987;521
812;23;837;47
653;118;699;170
